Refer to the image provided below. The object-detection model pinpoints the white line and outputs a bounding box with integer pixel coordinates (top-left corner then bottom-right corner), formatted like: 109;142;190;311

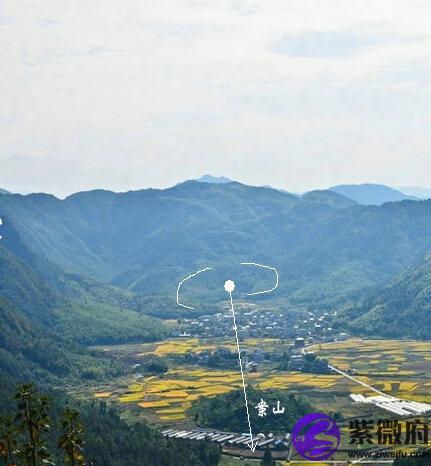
228;290;256;452
328;364;387;396
240;262;279;296
176;267;212;309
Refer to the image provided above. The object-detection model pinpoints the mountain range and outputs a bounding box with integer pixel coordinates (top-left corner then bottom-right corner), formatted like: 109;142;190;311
195;177;431;205
1;178;431;380
1;180;431;310
1;181;428;304
329;183;419;205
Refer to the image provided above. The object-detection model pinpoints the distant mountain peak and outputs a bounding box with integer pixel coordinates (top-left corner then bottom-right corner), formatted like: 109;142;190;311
302;189;358;208
329;183;419;206
196;175;232;184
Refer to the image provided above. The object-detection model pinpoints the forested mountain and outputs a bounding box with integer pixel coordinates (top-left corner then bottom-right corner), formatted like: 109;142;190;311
339;254;431;339
329;183;418;205
0;205;219;466
0;220;167;345
2;181;431;308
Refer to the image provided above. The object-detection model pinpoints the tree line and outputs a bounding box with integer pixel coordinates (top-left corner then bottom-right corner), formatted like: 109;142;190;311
0;383;222;466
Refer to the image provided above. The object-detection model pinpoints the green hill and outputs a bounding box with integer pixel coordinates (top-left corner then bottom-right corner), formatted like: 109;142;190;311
2;181;431;308
339;254;431;339
3;180;431;339
0;220;167;345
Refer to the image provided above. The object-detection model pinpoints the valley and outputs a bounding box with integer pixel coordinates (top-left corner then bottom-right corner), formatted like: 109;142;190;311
3;182;431;464
61;333;431;463
83;337;431;419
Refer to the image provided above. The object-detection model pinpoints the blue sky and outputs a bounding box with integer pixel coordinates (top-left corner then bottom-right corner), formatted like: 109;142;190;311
1;0;431;196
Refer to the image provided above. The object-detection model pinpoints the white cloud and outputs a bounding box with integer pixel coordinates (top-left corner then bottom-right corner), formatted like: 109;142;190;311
0;0;431;196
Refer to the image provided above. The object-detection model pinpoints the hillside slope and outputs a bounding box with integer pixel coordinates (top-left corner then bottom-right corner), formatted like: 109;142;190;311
1;182;431;306
340;254;431;339
0;221;167;345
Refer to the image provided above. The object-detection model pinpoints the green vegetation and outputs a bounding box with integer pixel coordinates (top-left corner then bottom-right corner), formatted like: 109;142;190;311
0;383;222;466
0;297;126;394
190;387;311;434
142;356;169;374
3;182;431;339
3;181;431;308
58;408;86;466
1;383;81;466
206;348;238;370
0;231;168;346
3;181;431;464
339;254;431;339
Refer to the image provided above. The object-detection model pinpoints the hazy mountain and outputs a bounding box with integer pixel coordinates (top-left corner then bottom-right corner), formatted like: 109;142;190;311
329;183;418;205
301;189;357;209
0;188;10;194
398;186;431;200
2;181;431;309
3;179;431;388
196;174;232;184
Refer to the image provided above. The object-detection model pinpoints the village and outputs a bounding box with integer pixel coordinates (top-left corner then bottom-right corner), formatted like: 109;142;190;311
177;305;347;373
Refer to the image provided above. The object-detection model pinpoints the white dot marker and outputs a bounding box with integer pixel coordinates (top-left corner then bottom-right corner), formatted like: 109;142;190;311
224;280;235;293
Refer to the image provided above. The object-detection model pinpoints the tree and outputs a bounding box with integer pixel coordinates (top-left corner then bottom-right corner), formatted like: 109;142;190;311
0;415;18;466
261;446;275;466
58;408;86;466
1;383;220;466
14;383;54;466
144;356;168;374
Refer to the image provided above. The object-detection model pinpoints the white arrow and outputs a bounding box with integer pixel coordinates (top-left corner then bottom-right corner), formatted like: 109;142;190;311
176;263;279;451
224;279;257;452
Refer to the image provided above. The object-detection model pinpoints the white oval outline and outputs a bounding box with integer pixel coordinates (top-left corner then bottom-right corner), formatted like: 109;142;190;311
176;262;279;308
176;267;212;309
240;262;279;295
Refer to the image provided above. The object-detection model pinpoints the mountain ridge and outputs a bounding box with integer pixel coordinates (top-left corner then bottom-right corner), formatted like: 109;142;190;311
2;181;431;308
329;183;418;205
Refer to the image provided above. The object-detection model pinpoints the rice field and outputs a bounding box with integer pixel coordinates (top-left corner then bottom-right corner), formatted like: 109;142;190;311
116;369;244;420
92;337;431;423
134;337;282;357
100;365;349;422
316;339;431;402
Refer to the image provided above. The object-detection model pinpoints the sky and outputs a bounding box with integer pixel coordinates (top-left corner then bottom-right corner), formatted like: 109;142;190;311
1;0;431;197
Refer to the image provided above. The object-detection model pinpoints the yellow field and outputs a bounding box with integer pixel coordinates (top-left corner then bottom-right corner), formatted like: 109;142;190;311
114;368;245;419
93;337;431;423
137;338;237;356
258;373;340;390
135;337;286;357
316;339;431;401
108;364;348;421
94;391;112;398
